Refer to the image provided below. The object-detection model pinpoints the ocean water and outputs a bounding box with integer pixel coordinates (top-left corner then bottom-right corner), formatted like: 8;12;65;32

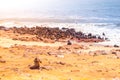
1;0;120;45
32;0;120;23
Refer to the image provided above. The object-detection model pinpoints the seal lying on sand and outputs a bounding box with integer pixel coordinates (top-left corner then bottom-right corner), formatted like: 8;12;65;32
30;57;42;69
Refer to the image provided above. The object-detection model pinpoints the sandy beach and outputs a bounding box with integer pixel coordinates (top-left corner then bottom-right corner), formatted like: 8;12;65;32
0;26;120;80
0;0;120;79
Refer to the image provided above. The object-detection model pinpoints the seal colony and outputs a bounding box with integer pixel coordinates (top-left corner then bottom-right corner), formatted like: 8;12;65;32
0;25;120;80
0;26;104;42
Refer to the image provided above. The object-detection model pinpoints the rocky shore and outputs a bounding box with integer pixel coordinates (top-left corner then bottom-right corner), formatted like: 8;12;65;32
0;26;104;43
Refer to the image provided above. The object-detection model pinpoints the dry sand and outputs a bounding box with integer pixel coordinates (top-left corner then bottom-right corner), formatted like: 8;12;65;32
0;37;66;48
0;29;120;80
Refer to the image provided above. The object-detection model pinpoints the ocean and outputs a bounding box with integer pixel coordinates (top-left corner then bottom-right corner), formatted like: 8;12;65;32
1;0;120;45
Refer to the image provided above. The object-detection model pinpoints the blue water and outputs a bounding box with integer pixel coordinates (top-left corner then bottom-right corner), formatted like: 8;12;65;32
1;0;120;23
34;0;120;23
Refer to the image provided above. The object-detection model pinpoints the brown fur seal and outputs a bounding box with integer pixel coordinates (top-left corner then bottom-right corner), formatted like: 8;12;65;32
67;40;72;45
30;57;42;69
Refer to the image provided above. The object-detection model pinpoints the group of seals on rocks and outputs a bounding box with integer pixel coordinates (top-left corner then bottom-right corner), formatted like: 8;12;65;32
6;26;104;42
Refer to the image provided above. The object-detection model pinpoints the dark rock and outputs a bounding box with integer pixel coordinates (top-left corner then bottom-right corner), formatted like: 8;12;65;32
47;52;58;56
102;33;105;36
114;45;119;48
56;61;66;65
112;51;117;54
